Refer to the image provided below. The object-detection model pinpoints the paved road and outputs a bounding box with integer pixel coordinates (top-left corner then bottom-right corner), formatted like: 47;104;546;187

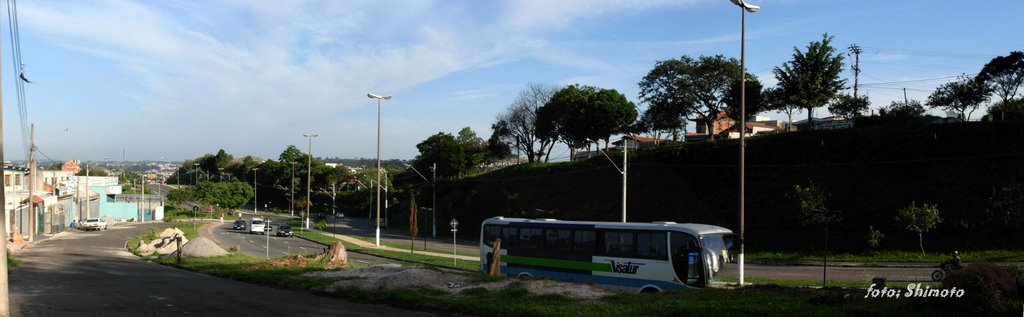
202;220;400;267
9;223;438;317
716;263;935;283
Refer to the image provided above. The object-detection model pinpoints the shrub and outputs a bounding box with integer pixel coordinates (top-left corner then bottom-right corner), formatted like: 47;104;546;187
942;262;1019;313
865;226;884;250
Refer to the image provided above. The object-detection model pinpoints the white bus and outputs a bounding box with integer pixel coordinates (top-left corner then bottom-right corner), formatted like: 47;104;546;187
480;217;735;293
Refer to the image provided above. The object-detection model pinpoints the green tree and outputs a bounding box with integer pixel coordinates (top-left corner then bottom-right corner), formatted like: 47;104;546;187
75;168;109;176
827;93;870;119
193;181;254;209
893;202;942;255
278;145;305;164
637;57;695;139
986;98;1024;121
538;84;637;158
977;51;1024;120
926;75;991;121
415;132;466;178
791;182;841;226
866;226;885;250
723;75;765;123
639;55;742;140
763;86;801;132
773;33;846;130
879;100;926;120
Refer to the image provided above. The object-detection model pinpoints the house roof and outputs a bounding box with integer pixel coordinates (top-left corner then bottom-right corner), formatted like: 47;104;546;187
20;195;44;204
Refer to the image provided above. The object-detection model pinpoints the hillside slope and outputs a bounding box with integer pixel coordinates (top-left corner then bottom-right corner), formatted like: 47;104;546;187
436;121;1024;252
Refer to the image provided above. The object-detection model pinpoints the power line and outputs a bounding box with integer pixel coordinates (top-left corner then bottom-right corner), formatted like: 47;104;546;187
859;46;995;59
859;75;966;86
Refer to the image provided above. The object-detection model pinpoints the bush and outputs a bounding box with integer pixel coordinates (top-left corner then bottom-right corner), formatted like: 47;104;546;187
942;262;1019;313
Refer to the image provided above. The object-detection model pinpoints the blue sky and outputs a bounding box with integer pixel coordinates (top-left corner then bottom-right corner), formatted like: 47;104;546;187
3;0;1022;163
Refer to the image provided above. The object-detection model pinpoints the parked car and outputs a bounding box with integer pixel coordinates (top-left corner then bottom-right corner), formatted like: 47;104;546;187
276;225;293;237
80;218;107;231
249;219;266;235
232;219;246;230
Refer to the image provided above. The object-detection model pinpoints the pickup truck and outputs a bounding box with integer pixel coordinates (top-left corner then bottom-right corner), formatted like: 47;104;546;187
80;218;107;231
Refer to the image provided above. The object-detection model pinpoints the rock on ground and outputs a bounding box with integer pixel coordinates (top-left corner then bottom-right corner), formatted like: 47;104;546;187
137;228;188;256
180;237;228;258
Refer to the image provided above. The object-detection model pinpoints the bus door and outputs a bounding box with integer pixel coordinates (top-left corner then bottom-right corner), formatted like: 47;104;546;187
670;232;705;288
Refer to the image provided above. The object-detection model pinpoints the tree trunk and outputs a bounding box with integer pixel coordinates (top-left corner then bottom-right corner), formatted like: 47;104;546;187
918;232;925;255
786;112;793;132
705;121;715;140
807;108;814;131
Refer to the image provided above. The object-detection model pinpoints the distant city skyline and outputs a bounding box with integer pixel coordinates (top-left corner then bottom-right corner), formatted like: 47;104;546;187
3;0;1021;161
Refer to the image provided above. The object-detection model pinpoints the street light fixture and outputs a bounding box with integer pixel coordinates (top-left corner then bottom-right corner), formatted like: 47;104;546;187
303;133;318;230
405;163;436;238
729;0;758;287
368;92;392;247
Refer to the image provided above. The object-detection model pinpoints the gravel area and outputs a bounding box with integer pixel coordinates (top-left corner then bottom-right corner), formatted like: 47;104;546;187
305;264;612;300
180;237;228;258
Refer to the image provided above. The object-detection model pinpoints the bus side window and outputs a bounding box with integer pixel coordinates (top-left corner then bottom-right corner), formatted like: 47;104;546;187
603;231;635;257
546;229;571;251
502;227;518;248
637;232;667;260
484;225;501;247
573;230;596;254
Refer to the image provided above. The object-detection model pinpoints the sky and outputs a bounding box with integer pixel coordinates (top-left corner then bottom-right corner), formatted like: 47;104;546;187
2;0;1022;163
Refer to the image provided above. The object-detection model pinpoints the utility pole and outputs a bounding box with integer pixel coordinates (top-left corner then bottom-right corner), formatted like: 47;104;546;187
28;124;36;242
848;44;862;100
0;30;12;316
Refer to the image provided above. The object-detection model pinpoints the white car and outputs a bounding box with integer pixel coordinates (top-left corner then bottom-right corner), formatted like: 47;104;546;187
249;219;266;235
80;218;107;231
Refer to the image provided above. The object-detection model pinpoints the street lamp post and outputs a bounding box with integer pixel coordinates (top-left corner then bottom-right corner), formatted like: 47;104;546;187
591;137;628;223
368;93;392;247
450;218;459;266
405;163;436;238
193;163;199;186
303;133;318;230
729;0;759;287
289;162;296;217
253;167;259;214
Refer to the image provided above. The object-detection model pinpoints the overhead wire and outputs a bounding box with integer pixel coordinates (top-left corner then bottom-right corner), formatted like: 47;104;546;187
6;0;31;160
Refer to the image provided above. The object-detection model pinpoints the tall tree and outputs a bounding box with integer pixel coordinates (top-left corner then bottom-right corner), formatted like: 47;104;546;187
637;57;696;139
492;83;559;163
773;33;846;130
926;75;991;121
827;93;870;119
414;132;466;178
638;55;742;140
763;86;801;132
977;51;1024;120
538;85;637;158
723;75;765;123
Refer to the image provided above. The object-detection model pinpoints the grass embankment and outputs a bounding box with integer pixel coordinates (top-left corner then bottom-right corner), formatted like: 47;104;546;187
291;229;480;271
339;232;477;257
748;250;1024;263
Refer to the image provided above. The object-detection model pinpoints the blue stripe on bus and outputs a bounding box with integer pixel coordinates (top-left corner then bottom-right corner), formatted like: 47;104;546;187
503;267;688;292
